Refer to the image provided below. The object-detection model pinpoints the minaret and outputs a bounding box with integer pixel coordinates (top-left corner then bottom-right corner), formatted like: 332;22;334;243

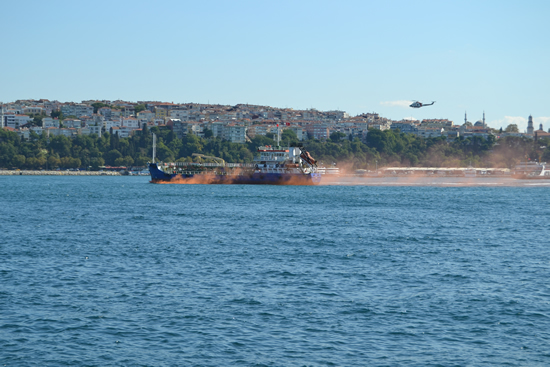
483;111;486;127
464;111;467;125
527;115;534;135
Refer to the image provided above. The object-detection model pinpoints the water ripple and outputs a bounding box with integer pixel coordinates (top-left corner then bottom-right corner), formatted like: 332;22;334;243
1;177;550;365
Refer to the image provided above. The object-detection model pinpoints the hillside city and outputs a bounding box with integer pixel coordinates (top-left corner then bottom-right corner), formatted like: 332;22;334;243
2;99;549;143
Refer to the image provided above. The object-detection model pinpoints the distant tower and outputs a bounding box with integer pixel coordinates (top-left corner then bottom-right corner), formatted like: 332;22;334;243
527;115;534;134
540;124;543;131
464;111;467;125
483;111;486;127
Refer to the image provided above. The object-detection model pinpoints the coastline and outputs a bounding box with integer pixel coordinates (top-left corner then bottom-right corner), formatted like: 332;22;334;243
0;170;121;176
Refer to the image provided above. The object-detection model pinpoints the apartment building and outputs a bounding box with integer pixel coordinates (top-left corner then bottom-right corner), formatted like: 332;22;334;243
61;104;93;118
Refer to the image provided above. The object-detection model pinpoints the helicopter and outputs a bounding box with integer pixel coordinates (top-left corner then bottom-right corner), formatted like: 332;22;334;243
409;101;435;108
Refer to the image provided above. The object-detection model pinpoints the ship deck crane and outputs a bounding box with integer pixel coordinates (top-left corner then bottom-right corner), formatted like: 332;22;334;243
300;149;317;167
192;153;226;166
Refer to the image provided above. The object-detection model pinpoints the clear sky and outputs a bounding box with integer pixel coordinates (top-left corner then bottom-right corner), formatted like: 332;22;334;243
1;0;548;131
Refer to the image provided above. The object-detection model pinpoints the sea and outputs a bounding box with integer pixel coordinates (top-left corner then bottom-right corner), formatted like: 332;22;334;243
1;175;550;366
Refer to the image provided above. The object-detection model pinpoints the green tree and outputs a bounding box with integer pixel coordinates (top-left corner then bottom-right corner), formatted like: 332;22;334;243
49;136;72;157
105;149;122;165
135;156;149;166
114;157;126;166
203;128;214;138
134;104;146;114
26;157;38;169
48;155;60;169
91;102;108;114
51;110;64;120
247;135;275;150
157;142;175;161
31;114;45;127
90;157;105;170
12;154;26;168
123;156;134;166
505;124;519;133
329;131;346;143
282;129;299;145
178;134;202;158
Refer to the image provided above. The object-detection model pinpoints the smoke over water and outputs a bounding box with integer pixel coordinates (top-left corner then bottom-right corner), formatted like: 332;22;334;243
152;171;318;185
318;175;546;187
154;175;224;185
151;173;545;187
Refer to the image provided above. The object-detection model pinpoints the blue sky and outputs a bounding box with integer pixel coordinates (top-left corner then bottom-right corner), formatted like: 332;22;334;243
1;0;548;131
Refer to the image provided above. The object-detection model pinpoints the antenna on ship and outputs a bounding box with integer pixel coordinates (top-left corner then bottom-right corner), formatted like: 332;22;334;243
277;123;280;147
152;133;157;163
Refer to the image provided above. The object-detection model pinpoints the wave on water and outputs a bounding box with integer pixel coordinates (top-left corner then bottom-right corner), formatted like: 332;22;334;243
1;176;550;366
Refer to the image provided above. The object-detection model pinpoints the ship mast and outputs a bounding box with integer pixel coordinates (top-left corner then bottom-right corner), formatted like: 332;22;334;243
277;124;280;147
152;133;156;163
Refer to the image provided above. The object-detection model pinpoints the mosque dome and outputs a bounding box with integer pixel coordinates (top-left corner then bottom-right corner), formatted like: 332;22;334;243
474;120;485;127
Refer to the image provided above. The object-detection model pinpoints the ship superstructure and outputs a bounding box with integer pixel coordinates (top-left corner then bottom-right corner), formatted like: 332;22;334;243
253;145;318;175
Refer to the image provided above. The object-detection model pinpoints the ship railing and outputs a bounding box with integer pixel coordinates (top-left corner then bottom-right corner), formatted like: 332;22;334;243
172;162;255;168
258;168;286;174
227;163;255;168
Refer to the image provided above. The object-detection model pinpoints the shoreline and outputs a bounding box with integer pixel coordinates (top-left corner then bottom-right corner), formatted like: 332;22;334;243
0;170;122;176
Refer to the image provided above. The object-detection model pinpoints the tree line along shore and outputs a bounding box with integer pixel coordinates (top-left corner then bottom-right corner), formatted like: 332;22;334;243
0;170;120;176
1;124;549;171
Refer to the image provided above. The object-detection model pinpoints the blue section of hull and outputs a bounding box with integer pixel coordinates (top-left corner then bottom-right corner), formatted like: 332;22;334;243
148;163;321;185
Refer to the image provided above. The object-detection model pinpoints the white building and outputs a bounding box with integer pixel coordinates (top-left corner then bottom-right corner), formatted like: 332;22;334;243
61;104;93;118
391;121;418;133
111;110;122;119
204;121;225;138
45;128;77;137
122;117;140;129
137;110;155;123
30;126;43;135
3;113;15;128
63;119;82;128
306;123;330;140
247;124;274;138
222;124;247;143
6;114;32;129
325;110;349;120
414;127;444;138
80;126;102;137
42;117;60;128
23;106;45;115
110;126;134;138
105;120;121;130
98;107;112;120
169;109;190;121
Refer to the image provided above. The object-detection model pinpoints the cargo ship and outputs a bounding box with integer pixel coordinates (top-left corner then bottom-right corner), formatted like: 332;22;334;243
148;135;321;185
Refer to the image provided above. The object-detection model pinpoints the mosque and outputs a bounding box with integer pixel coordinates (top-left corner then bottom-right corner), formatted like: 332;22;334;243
463;111;487;128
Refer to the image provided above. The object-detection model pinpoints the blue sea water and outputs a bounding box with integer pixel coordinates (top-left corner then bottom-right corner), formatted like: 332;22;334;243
1;176;550;366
